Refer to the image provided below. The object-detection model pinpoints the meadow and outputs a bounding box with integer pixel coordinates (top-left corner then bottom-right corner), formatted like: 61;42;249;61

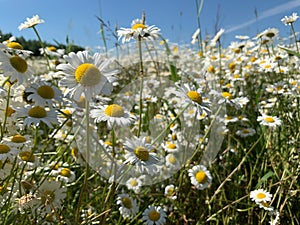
0;10;299;225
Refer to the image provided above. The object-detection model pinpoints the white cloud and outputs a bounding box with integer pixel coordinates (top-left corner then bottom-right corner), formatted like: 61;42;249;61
226;0;300;33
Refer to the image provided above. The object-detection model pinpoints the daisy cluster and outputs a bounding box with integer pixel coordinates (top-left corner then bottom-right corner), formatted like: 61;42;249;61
0;11;299;224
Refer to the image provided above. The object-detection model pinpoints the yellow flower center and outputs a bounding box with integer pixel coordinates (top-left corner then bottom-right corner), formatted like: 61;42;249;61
37;85;55;99
104;141;113;146
242;129;250;134
11;134;26;143
257;192;266;199
0;186;8;194
28;106;47;118
233;74;240;79
104;104;125;117
264;116;275;123
19;151;35;162
167;142;177;149
167;187;174;195
6;42;24;50
168;154;176;164
131;23;146;30
187;91;202;104
74;63;102;86
47;46;57;52
60;168;71;177
221;92;233;99
134;146;149;161
228;62;236;71
130;179;138;187
9;56;28;73
207;65;215;73
121;197;132;208
195;171;208;184
6;106;16;117
148;210;160;221
0;144;10;154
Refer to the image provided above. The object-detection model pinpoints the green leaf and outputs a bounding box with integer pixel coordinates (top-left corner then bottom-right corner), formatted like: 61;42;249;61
279;45;300;58
256;171;274;188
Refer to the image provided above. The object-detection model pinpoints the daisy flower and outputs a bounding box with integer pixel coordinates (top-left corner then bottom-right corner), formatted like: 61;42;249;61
210;28;225;46
281;12;299;25
188;165;212;190
257;114;282;128
125;176;144;194
57;51;118;101
117;18;160;43
123;136;160;175
39;46;65;57
164;184;177;200
18;15;44;30
161;141;180;153
250;189;272;204
165;153;181;170
18;150;40;169
116;193;139;219
0;51;33;85
52;167;76;183
142;205;167;225
37;180;67;213
191;28;201;45
2;134;32;150
175;83;211;118
90;104;135;129
235;128;256;138
25;80;62;107
0;142;19;161
16;105;58;128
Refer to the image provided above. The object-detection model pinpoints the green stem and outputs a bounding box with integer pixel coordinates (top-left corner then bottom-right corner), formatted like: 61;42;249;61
137;36;144;137
291;24;299;53
75;100;90;223
32;26;51;70
0;82;11;140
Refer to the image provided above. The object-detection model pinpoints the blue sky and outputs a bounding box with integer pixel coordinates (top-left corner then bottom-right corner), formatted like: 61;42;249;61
0;0;300;50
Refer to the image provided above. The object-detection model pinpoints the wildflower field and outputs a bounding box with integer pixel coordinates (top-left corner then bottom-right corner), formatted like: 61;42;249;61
0;9;299;225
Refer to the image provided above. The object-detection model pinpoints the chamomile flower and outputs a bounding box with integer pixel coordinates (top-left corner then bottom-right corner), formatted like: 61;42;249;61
164;184;177;200
191;28;201;45
39;46;65;57
175;83;211;118
37;180;67;213
57;51;118;101
161;141;179;153
53;167;76;183
90;104;135;129
188;165;212;190
25;81;62;107
125;176;144;194
116;193;139;219
2;134;32;150
0;142;19;161
0;51;33;85
16;105;58;128
235;128;256;138
142;205;167;225
257;114;282;128
117;18;160;43
165;153;181;170
250;189;272;204
123;136;160;175
281;12;299;25
18;15;44;30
